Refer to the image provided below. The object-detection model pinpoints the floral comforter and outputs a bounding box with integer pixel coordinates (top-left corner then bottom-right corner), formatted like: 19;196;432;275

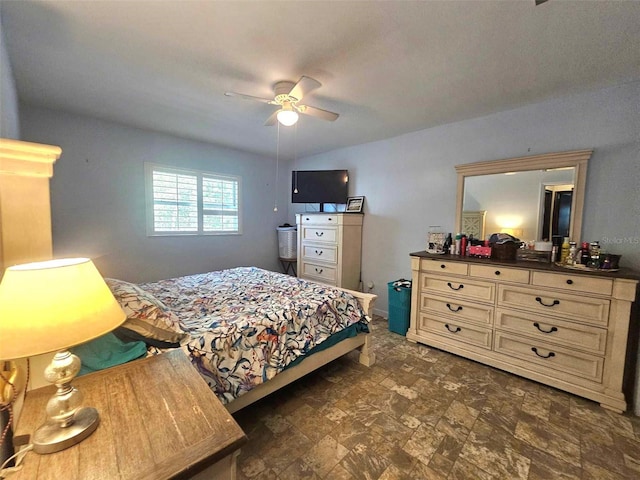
140;267;369;404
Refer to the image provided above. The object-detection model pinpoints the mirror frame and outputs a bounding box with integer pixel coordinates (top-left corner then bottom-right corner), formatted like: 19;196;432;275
455;149;592;242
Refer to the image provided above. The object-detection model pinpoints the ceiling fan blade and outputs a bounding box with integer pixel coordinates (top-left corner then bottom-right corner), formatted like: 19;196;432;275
264;110;279;126
288;76;321;102
297;105;339;122
224;91;275;104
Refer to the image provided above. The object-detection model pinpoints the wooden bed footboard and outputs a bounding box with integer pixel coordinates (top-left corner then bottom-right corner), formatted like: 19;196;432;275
226;288;377;413
337;287;377;318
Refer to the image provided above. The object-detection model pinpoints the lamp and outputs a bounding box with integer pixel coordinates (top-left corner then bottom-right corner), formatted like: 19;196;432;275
0;258;125;454
276;101;299;126
501;228;523;238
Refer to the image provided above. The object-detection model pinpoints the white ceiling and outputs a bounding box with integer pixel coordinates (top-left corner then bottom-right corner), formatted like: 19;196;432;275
3;1;640;158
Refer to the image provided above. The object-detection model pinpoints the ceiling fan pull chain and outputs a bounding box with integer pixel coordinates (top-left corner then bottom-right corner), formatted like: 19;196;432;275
293;123;298;193
274;122;280;212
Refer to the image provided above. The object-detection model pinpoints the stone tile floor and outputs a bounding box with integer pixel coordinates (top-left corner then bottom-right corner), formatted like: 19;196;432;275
232;315;640;479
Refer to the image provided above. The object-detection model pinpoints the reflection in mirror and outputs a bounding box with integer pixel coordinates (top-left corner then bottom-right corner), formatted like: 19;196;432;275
462;168;575;242
541;181;574;241
455;150;591;245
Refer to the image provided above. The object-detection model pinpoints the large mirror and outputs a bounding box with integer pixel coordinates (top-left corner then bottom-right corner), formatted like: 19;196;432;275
455;150;591;243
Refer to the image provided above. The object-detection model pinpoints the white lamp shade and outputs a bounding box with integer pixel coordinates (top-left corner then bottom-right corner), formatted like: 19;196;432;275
277;109;299;126
0;258;126;360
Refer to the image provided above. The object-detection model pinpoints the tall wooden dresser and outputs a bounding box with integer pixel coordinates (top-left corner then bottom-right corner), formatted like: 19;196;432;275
408;251;639;413
296;213;363;290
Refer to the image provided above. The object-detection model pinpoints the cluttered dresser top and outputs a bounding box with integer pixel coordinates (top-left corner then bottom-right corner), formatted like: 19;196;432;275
410;251;640;281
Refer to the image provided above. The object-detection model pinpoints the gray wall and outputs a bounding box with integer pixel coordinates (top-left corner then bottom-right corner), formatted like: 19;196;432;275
0;11;19;139
289;81;640;312
288;81;640;414
20;105;289;282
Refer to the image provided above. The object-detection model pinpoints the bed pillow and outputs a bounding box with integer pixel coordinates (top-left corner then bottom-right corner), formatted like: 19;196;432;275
71;332;147;376
105;278;188;348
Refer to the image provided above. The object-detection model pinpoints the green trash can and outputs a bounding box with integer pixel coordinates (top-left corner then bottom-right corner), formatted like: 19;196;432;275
388;279;412;335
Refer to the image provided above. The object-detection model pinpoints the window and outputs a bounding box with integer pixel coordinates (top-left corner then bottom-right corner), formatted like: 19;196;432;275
145;163;241;235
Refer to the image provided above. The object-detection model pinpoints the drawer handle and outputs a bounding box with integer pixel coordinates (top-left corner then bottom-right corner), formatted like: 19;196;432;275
440;264;446;269
531;347;555;359
445;324;461;333
495;270;501;276
566;279;574;285
315;249;323;255
328;217;332;221
535;297;559;307
315;231;324;237
446;303;463;312
315;268;324;274
447;282;464;291
533;322;558;334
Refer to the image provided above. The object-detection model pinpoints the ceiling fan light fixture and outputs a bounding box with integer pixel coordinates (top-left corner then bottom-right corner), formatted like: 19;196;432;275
226;76;338;126
276;107;299;126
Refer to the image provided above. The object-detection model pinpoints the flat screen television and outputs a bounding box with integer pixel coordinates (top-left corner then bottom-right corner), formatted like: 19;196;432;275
291;169;349;211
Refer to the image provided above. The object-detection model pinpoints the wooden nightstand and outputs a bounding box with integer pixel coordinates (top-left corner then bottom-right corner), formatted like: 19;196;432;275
12;349;247;479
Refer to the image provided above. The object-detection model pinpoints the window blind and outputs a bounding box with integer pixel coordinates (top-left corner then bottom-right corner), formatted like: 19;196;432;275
146;164;241;235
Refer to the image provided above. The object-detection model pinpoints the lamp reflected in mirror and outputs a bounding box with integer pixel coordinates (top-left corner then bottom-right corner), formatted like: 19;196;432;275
456;150;591;244
462;169;574;241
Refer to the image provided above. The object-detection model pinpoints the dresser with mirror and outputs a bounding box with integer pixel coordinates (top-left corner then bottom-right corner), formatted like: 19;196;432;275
409;150;639;413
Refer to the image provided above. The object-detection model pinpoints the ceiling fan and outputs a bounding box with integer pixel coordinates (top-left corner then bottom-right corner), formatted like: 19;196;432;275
224;76;339;127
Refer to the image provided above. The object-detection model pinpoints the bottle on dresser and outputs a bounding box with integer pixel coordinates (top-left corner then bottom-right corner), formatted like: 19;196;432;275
580;241;590;265
589;241;601;268
567;241;577;265
443;233;452;254
560;237;571;264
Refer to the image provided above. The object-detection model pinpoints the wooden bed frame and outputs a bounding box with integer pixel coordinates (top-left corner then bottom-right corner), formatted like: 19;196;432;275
225;287;376;413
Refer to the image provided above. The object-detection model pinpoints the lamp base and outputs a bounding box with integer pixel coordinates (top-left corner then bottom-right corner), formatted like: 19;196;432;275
33;406;100;454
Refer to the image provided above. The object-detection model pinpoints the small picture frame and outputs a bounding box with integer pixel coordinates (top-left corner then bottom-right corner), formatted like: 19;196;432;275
346;196;364;213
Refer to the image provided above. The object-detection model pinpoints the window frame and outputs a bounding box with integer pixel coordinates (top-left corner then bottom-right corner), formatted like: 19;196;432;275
145;162;242;237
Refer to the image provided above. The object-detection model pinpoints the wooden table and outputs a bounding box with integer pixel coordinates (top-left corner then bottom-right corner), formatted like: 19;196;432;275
13;349;247;480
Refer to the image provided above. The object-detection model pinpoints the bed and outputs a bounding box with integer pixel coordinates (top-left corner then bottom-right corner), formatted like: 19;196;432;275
103;266;376;413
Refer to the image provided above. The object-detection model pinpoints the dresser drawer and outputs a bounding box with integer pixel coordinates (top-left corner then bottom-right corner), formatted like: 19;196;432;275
495;308;607;355
302;244;337;263
301;226;337;243
420;259;468;276
469;265;530;284
497;285;610;327
299;214;339;225
301;262;337;283
422;274;495;303
418;312;492;349
494;331;604;383
531;271;613;296
420;293;493;326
